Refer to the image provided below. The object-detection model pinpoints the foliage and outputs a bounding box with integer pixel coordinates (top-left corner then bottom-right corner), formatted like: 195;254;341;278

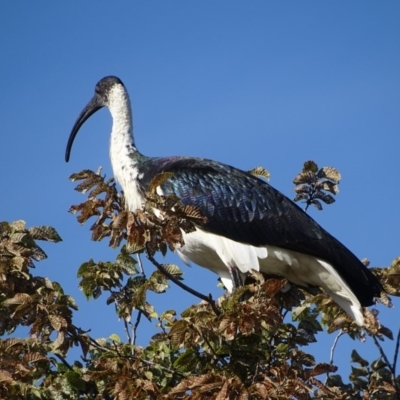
293;160;341;211
1;162;400;399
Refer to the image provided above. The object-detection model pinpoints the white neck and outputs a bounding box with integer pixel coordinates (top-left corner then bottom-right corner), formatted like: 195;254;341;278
108;84;145;211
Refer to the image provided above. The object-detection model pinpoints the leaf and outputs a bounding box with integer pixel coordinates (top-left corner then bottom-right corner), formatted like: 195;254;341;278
115;251;138;275
125;241;146;254
23;352;48;363
173;348;199;372
66;295;79;311
302;160;319;173
162;263;183;278
326;374;345;387
148;172;174;194
275;343;289;353
74;174;104;194
3;293;32;305
160;310;176;324
378;324;393;340
10;220;26;231
311;363;337;377
371;259;400;296
319;181;339;195
69;169;97;181
182;205;208;224
49;315;68;331
311;199;323;210
52;330;65;350
65;370;86;391
315;192;335;205
111;211;128;231
148;270;169;293
30;244;48;261
350;365;369;378
294;184;311;194
293;171;316;185
109;333;121;343
0;370;13;383
28;226;62;243
248;166;270;181
351;350;369;367
293;193;309;203
318;166;341;183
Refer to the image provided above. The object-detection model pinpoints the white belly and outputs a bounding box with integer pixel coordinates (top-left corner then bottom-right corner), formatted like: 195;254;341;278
176;227;364;325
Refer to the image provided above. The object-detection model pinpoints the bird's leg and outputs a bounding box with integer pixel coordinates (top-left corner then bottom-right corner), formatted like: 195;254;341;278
229;265;245;290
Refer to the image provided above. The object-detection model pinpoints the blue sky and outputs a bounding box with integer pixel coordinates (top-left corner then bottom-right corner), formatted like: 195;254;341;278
1;2;400;378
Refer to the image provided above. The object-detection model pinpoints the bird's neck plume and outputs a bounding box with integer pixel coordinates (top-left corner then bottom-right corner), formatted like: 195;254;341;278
108;84;146;211
108;84;136;154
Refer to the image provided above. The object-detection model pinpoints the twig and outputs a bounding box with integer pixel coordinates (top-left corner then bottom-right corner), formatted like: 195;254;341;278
136;253;145;277
393;326;400;379
87;335;187;377
158;317;167;335
330;330;344;365
304;185;316;213
372;335;393;373
146;244;221;316
123;319;132;344
192;323;228;367
372;334;399;395
73;323;186;377
132;311;142;346
323;330;344;384
54;353;73;370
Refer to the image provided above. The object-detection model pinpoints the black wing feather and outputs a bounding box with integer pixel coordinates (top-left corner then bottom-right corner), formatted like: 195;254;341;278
139;156;382;306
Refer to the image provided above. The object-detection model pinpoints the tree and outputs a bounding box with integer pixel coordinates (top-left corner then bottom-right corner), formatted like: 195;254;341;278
1;162;399;399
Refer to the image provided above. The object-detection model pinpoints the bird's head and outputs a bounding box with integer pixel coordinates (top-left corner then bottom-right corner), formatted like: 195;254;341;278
65;76;125;162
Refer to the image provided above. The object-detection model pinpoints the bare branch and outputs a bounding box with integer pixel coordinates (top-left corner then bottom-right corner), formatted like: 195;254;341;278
146;243;221;316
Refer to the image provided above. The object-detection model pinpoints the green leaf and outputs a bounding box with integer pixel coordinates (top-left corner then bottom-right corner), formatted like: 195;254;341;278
109;333;121;343
350;365;369;378
162;263;183;278
173;348;199;372
115;251;138;275
351;349;369;367
65;370;86;391
148;270;169;293
275;343;289;353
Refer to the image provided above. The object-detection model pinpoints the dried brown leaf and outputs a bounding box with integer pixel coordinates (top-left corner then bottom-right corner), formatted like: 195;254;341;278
311;199;323;210
248;166;270;181
74;174;104;194
293;171;316;185
148;172;174;194
319;181;339;195
27;226;62;243
311;363;337;377
0;370;13;383
318;166;341;183
69;169;98;181
23;352;48;363
302;160;319;173
3;293;32;305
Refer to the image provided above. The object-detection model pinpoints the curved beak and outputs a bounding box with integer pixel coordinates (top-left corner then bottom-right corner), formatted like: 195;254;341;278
65;94;104;162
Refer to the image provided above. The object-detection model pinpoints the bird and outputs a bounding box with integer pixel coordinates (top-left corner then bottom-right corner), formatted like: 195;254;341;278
65;76;383;326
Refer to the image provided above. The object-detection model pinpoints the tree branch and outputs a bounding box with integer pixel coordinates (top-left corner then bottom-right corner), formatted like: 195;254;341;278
145;244;221;316
372;334;399;395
